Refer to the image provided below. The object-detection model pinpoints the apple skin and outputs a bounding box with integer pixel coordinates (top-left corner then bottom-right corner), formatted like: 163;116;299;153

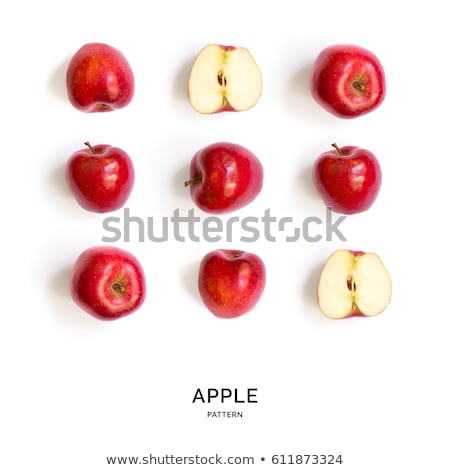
198;249;266;319
310;44;386;118
219;45;236;51
65;142;135;213
312;144;382;214
70;246;146;321
185;142;263;214
66;43;134;112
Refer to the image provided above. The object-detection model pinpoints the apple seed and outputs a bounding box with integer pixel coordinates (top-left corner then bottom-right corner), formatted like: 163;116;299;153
346;275;356;292
217;70;227;87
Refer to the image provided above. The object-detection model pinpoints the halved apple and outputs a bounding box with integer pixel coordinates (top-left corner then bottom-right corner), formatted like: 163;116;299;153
188;44;263;114
317;249;392;319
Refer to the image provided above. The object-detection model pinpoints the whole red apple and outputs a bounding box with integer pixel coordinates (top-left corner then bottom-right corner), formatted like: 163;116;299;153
70;246;146;320
310;44;386;118
65;142;134;213
185;142;263;214
198;249;266;319
66;43;134;112
312;143;382;214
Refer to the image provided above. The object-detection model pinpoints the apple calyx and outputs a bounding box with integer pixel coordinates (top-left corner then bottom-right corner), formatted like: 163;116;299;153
112;281;126;294
96;103;112;112
352;79;366;93
226;251;242;259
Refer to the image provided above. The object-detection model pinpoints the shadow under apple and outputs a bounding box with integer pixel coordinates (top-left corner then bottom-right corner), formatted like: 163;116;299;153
293;61;313;96
49;265;99;328
284;62;336;125
172;55;194;114
298;165;318;201
300;259;333;326
46;163;90;219
180;258;200;302
49;164;72;199
48;56;71;102
173;160;191;202
284;63;312;114
302;260;322;307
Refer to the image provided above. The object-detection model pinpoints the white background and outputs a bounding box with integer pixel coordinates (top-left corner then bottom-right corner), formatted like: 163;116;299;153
1;1;449;469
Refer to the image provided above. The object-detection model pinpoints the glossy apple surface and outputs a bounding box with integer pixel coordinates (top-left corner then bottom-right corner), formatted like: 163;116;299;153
310;44;386;118
70;246;146;320
65;142;134;213
185;142;263;214
198;249;266;319
66;42;134;112
313;144;382;214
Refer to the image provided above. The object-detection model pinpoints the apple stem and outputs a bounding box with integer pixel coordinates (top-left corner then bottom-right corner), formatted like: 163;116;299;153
184;176;202;187
331;143;343;156
84;141;96;155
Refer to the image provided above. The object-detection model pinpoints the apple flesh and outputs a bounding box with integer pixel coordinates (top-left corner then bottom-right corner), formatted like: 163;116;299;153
188;44;263;113
70;246;146;320
313;143;382;214
317;249;392;319
310;44;386;118
185;141;263;214
66;42;134;112
65;142;135;213
198;249;266;319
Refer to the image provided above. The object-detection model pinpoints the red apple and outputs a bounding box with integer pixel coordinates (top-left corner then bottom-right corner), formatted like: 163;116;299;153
65;142;134;213
198;249;266;319
66;43;134;112
185;142;263;214
188;44;263;113
310;44;386;118
312;143;382;214
317;249;392;319
70;246;146;320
